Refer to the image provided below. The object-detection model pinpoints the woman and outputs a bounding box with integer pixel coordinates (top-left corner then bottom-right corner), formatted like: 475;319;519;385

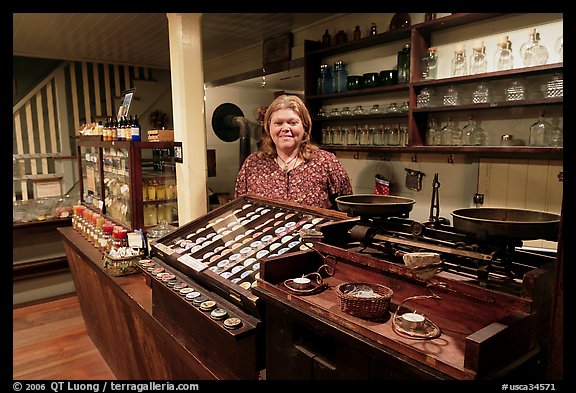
235;94;352;209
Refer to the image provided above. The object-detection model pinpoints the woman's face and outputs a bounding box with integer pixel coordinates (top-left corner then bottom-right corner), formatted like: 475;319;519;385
269;108;305;152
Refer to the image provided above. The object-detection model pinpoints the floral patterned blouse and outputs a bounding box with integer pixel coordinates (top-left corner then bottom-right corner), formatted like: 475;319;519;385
235;149;353;209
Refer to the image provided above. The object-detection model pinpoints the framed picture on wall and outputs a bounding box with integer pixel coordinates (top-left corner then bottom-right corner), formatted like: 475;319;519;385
117;88;136;121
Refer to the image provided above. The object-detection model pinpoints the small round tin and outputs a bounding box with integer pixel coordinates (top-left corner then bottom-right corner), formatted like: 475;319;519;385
224;317;243;330
217;259;230;268
275;226;287;234
242;203;252;210
200;300;217;311
285;213;295;219
161;273;176;282
284;221;296;228
185;291;201;301
173;282;187;291
192;295;208;306
231;265;244;274
138;259;153;265
210;308;228;320
229;253;241;262
239;281;251;290
220;271;233;279
256;250;269;259
243;258;257;267
274;212;285;218
240;270;253;279
311;217;323;225
179;287;194;296
151;267;165;275
261;235;273;242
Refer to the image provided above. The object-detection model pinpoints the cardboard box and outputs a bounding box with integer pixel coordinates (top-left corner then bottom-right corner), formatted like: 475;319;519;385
147;129;174;142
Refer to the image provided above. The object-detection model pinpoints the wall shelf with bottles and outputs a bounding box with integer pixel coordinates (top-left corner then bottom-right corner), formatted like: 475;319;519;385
304;13;563;158
76;139;178;232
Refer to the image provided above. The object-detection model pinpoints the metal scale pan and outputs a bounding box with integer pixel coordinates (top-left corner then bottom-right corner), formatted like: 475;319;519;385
335;195;416;218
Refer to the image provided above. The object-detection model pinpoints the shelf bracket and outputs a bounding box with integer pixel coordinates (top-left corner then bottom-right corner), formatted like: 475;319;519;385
448;154;454;164
411;154;417;163
354;151;360;159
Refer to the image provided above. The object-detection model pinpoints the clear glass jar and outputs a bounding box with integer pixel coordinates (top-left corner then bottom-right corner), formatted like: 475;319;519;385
548;122;563;147
420;47;438;80
346;128;358;145
520;28;549;66
555;35;563;61
369;104;381;114
529;111;552;146
99;221;115;253
425;118;441;146
352;105;365;116
494;36;514;71
358;126;372;145
144;205;158;227
399;125;408;146
388;125;400;146
451;44;467;77
329;107;341;117
505;78;526;101
443;85;460;106
372;126;385;145
399;101;409;113
472;82;491;104
321;127;332;145
469;40;487;75
544;73;563;98
440;118;454;146
146;220;177;255
386;102;399;113
112;227;127;250
417;88;433;107
317;108;326;118
332;127;344;145
340;106;352;116
462;116;486;146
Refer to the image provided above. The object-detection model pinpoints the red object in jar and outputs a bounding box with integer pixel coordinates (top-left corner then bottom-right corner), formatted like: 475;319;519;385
112;227;128;250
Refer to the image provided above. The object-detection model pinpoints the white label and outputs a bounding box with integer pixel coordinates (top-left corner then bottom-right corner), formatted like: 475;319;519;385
178;254;207;272
127;232;143;248
155;243;174;255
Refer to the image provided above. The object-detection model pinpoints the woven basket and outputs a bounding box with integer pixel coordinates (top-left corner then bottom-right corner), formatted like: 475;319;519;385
336;282;393;318
103;253;143;276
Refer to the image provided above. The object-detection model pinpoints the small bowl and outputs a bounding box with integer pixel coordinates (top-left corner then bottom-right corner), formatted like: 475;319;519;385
363;72;381;88
399;312;426;330
347;75;363;90
379;70;398;85
291;277;311;290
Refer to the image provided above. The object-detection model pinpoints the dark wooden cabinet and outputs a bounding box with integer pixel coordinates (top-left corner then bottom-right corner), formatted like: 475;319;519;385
304;13;563;159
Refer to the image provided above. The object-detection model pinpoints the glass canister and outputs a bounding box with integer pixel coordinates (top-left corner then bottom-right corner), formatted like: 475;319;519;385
520;28;549;66
143;204;158;227
544;73;563;98
332;127;344;145
472;82;491;104
420;47;438;80
358;126;372;145
386;102;399;113
340;106;352;116
346;127;358;145
494;36;514;71
352;105;365;116
451;44;467;77
321;127;332;145
372;126;385;146
146;220;177;255
399;101;409;113
425;118;441;146
443;85;460;106
505;78;526;101
529;110;552;146
318;64;334;95
397;43;411;83
417;88;433;107
369;104;381;114
329;107;341;117
469;40;487;75
333;60;348;93
388;124;400;146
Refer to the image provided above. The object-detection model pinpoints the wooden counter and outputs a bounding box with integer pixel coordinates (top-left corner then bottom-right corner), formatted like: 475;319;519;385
58;227;222;379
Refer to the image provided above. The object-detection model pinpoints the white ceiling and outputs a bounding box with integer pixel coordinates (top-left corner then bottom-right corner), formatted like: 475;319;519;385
13;13;342;91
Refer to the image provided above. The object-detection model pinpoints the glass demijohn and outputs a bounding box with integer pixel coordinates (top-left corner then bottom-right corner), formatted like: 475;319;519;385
520;28;549;66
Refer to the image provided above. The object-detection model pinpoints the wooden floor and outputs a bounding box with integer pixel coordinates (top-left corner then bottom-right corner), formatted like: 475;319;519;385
13;294;116;380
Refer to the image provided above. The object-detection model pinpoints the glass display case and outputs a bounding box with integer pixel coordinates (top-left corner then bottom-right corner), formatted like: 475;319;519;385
76;139;178;232
150;195;349;317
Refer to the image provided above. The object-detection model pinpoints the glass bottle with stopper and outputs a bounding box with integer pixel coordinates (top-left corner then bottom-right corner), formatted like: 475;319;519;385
520;27;549;66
